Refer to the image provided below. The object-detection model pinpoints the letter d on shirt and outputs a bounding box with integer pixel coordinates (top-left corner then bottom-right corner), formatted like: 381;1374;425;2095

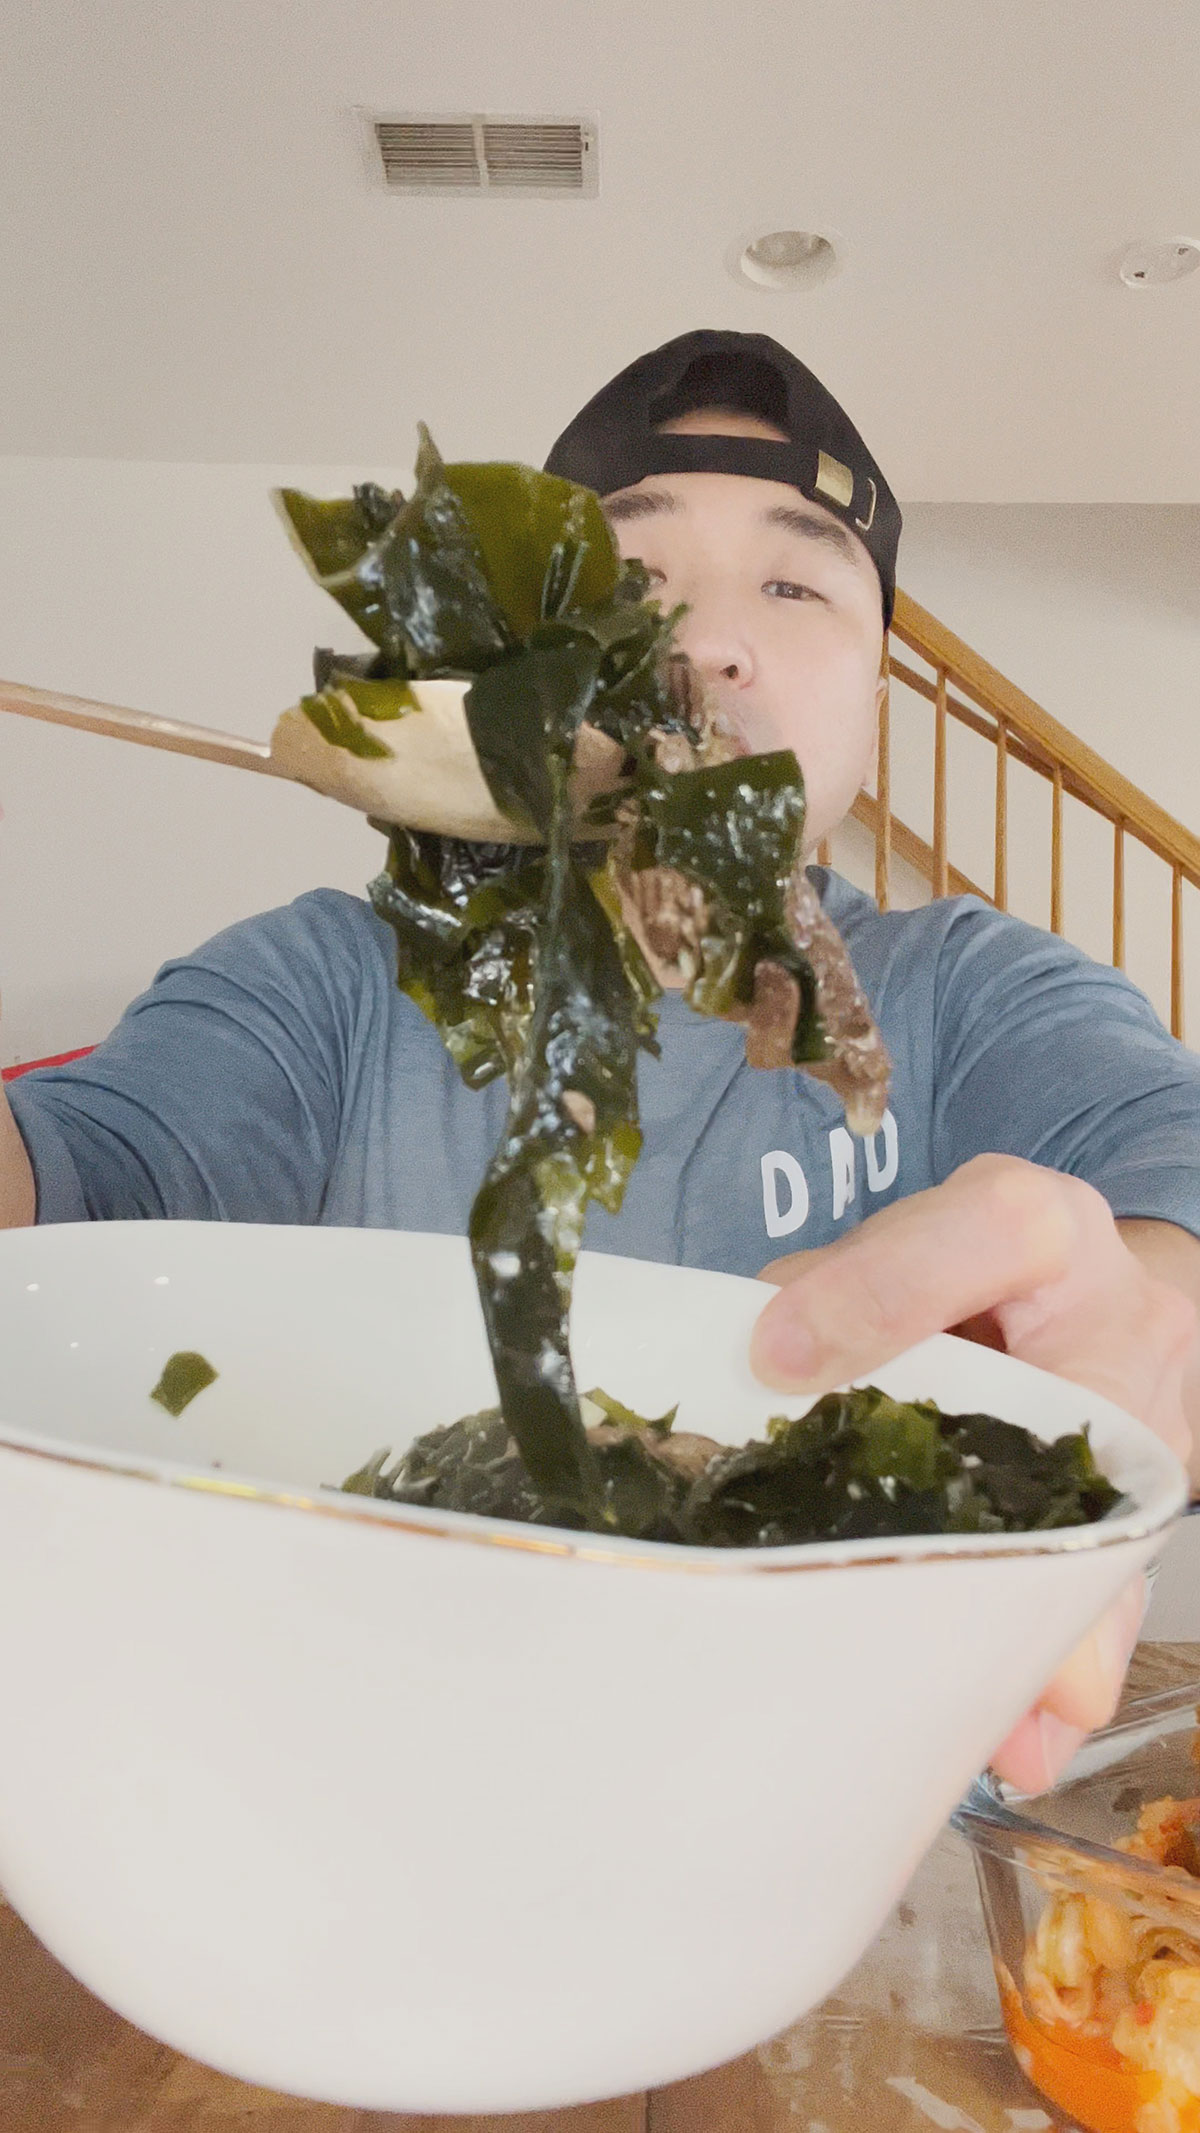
761;1150;810;1239
829;1108;900;1223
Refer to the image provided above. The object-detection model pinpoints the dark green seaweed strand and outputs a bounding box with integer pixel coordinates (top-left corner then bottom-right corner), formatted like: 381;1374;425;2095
468;758;605;1525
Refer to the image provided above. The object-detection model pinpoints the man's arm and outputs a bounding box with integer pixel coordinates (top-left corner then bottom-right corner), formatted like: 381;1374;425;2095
0;894;365;1229
1118;1218;1200;1487
0;1068;36;1226
931;899;1200;1275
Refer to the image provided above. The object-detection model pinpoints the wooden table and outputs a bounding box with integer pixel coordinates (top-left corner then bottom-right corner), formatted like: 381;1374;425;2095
3;1645;1197;2132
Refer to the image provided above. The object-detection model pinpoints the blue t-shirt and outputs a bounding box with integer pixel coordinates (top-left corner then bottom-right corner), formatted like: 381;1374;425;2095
11;870;1200;1272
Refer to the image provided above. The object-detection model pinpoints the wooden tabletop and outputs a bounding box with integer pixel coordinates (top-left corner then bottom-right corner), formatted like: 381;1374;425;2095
3;1643;1197;2133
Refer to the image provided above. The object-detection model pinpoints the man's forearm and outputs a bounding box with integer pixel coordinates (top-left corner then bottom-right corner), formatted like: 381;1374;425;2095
0;1084;35;1226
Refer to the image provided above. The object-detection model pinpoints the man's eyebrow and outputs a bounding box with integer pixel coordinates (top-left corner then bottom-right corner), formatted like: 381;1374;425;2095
602;489;682;523
762;502;859;564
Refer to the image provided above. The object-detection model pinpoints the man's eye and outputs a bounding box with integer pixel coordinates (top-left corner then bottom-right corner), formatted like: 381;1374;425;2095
763;579;820;602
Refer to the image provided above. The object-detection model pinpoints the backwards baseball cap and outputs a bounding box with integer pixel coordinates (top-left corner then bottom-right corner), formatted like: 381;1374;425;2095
544;328;901;625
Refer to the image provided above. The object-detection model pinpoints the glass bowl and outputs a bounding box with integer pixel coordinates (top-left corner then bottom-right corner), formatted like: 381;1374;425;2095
956;1681;1200;2133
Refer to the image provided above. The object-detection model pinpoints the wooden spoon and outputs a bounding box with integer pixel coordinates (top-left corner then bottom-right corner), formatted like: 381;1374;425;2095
0;677;624;843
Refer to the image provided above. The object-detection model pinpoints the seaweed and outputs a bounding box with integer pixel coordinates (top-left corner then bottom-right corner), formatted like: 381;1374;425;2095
342;1395;690;1542
678;1389;1122;1546
150;1351;218;1417
344;1386;1123;1547
280;432;840;1532
625;751;826;1059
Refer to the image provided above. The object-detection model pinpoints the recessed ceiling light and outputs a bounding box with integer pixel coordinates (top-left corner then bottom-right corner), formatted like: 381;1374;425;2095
733;229;841;292
1116;237;1200;289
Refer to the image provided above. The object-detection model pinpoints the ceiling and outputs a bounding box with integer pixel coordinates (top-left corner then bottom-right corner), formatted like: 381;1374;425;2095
1;0;1198;497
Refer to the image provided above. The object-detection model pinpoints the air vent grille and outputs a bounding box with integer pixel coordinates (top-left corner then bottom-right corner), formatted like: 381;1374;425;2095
375;120;478;190
481;122;586;190
367;115;598;197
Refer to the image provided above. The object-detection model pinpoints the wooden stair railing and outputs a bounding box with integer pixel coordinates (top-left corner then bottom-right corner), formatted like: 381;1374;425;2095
845;790;986;904
818;588;1200;1043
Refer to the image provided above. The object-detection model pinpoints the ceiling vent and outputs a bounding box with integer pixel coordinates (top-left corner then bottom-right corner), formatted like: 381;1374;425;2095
366;114;598;198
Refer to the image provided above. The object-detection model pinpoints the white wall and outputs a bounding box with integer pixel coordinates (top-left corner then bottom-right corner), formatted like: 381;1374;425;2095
2;465;1198;1065
0;459;393;1064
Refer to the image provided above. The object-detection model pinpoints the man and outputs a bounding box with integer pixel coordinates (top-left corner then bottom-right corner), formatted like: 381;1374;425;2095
2;330;1198;1791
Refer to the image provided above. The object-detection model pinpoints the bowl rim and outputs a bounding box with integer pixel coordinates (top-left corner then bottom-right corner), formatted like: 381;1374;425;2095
0;1223;1187;1579
0;1417;1184;1580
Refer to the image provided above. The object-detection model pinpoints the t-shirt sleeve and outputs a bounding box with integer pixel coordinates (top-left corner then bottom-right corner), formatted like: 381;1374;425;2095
930;901;1200;1241
7;892;369;1225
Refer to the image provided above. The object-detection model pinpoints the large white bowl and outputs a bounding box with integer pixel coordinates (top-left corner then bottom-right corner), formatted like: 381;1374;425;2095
0;1222;1185;2111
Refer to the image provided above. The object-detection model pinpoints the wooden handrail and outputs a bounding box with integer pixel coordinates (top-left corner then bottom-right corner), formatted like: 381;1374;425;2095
850;588;1200;1043
892;591;1200;891
886;656;1193;874
851;793;987;903
887;655;1154;837
890;657;1058;784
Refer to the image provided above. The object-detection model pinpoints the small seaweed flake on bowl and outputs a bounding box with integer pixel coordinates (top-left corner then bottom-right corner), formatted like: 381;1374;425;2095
340;1382;1123;1548
149;1351;218;1417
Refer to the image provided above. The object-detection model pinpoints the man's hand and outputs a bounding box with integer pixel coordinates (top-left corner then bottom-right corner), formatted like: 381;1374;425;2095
751;1154;1195;1793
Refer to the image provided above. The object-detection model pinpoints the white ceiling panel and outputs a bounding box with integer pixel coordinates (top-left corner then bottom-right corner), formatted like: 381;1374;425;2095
1;0;1197;495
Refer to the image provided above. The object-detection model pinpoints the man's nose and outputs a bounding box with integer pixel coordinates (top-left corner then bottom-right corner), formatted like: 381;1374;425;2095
671;612;757;688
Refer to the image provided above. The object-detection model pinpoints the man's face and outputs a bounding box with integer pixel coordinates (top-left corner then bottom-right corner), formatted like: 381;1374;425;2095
603;408;887;853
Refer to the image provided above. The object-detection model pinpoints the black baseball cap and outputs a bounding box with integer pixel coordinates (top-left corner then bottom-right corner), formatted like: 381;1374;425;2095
544;328;901;626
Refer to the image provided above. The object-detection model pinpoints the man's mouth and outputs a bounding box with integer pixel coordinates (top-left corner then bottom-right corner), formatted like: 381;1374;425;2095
708;705;754;759
665;657;755;762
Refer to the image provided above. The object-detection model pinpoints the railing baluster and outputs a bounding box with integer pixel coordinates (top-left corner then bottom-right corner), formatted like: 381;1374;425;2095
933;667;949;898
1050;766;1064;934
817;838;832;867
994;720;1008;912
1112;823;1125;970
875;646;891;913
1172;866;1185;1042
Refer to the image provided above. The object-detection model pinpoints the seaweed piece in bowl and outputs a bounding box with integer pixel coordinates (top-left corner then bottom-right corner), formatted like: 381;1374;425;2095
342;1383;1123;1548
